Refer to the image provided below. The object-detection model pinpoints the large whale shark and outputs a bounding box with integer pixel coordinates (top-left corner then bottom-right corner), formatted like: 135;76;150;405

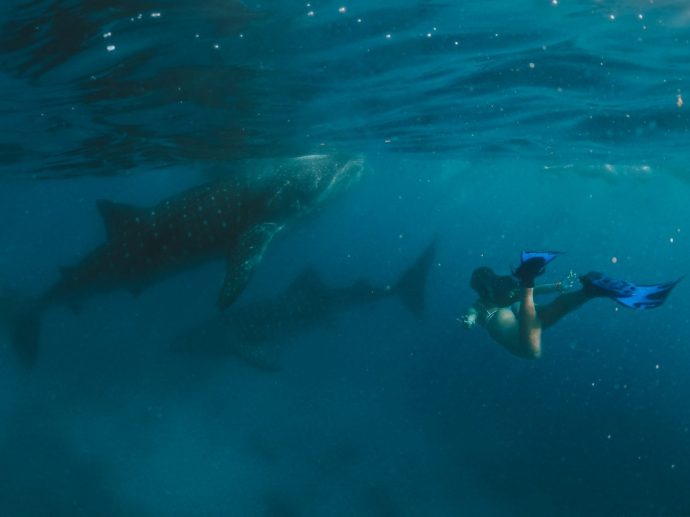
172;241;437;371
6;154;364;366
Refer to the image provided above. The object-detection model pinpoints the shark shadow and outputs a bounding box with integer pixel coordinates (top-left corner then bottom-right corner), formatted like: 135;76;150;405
172;241;437;371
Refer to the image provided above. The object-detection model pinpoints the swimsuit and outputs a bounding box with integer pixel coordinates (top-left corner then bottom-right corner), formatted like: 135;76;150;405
475;301;520;327
475;301;499;326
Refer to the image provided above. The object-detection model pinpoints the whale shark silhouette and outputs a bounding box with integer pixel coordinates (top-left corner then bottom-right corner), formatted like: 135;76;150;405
5;154;364;367
172;241;437;371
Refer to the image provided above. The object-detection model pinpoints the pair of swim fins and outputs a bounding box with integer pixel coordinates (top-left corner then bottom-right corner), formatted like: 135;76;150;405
514;251;680;310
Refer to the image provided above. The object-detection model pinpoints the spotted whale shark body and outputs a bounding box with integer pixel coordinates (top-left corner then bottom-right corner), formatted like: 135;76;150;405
8;154;364;366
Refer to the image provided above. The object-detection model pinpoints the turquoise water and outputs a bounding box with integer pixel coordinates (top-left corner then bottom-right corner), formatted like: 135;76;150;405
1;1;690;516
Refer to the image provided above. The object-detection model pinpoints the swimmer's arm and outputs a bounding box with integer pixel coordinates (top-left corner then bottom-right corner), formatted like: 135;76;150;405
533;283;563;295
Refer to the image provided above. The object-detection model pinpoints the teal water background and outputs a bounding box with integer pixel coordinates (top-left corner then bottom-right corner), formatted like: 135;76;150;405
1;1;690;515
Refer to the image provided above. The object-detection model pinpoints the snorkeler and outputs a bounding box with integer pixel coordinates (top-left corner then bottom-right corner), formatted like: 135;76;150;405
461;252;680;359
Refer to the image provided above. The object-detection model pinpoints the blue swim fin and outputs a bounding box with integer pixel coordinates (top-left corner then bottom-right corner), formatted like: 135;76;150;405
580;272;681;310
520;251;563;266
513;251;563;287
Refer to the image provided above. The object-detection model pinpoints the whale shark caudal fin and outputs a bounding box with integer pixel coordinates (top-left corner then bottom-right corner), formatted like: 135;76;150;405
392;240;437;318
217;222;285;310
0;290;41;368
97;199;148;240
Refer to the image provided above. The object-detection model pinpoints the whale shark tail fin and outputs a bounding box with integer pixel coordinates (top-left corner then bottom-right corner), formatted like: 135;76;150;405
0;290;41;368
393;240;437;318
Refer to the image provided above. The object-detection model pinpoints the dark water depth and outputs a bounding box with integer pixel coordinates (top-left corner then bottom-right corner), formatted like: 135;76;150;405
2;1;690;516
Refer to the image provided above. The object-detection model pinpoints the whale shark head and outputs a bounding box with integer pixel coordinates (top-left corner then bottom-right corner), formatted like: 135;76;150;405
263;153;365;215
309;153;365;205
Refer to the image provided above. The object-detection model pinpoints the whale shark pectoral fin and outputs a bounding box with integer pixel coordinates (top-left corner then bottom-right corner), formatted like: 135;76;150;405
217;222;284;310
96;199;146;240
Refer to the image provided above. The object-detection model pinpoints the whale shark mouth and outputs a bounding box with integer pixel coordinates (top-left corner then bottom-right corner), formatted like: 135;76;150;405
315;154;365;205
269;153;364;204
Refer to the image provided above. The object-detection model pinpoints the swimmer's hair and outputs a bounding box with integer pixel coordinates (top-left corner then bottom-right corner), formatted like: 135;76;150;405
470;266;519;307
470;267;495;300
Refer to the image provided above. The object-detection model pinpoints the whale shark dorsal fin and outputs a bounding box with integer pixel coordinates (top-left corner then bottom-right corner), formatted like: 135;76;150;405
217;222;285;309
288;267;325;294
96;200;146;240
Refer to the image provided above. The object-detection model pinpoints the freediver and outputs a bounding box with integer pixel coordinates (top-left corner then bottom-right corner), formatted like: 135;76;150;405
460;252;680;359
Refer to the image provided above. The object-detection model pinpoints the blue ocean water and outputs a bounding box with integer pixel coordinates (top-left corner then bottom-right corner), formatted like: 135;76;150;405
1;1;690;515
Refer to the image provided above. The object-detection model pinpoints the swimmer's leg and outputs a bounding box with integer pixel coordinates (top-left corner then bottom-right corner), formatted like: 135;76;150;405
518;287;542;358
536;290;590;329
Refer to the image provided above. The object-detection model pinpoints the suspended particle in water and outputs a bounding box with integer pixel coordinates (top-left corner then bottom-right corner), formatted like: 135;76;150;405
677;94;683;108
611;256;618;264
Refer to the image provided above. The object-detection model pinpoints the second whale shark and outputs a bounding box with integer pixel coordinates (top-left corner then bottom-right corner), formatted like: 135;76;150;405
172;241;437;371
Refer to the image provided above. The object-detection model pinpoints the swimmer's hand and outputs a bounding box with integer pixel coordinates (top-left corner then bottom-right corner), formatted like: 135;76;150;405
558;270;578;293
458;313;476;329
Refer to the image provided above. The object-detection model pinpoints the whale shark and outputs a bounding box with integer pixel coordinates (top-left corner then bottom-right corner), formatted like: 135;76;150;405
172;241;437;371
5;154;364;367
